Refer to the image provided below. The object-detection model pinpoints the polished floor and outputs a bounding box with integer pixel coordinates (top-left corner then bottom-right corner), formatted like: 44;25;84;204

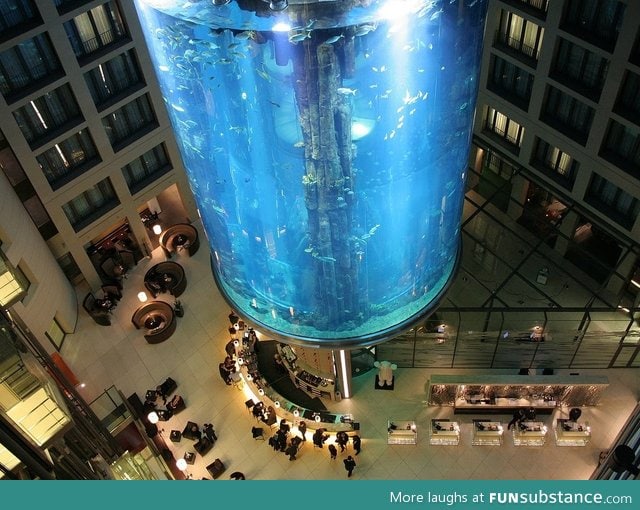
62;221;639;480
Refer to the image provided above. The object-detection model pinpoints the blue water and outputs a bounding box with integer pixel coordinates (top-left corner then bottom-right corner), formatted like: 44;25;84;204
135;0;488;347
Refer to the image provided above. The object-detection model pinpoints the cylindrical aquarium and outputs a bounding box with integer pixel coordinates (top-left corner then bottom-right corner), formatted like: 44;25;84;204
135;0;488;347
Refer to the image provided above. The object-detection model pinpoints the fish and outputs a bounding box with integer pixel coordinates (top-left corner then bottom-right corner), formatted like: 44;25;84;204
430;9;444;21
158;65;170;72
288;30;311;43
293;141;305;148
323;34;344;45
236;30;255;40
354;23;376;37
171;103;185;112
337;87;357;96
316;256;336;263
256;68;271;82
369;224;380;235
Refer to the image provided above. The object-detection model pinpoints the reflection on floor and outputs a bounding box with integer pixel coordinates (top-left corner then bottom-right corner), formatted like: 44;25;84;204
62;220;639;480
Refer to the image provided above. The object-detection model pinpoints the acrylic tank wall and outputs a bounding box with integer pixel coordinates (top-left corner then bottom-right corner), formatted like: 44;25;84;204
135;0;488;347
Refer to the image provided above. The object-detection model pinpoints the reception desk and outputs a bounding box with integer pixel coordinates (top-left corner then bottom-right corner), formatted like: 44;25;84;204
555;419;591;446
237;347;353;433
472;420;503;445
513;420;547;446
387;420;417;445
430;420;460;445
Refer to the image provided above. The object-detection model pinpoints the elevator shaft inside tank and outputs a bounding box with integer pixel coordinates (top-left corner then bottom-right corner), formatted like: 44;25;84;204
135;0;488;347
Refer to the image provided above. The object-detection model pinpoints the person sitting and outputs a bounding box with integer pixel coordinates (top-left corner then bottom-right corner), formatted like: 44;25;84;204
285;443;298;461
203;423;217;443
189;423;202;441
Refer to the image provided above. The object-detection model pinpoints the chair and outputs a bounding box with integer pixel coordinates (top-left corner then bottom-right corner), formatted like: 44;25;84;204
252;426;265;440
245;399;256;413
206;458;226;479
194;437;213;456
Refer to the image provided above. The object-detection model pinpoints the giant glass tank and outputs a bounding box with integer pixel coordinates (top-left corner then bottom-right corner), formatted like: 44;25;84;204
135;0;488;347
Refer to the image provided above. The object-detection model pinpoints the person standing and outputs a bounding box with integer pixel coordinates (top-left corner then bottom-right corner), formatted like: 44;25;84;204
328;444;337;460
351;434;361;455
343;455;356;478
298;421;307;441
336;431;348;452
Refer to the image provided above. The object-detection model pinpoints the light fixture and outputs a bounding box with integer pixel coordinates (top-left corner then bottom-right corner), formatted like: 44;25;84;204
258;388;264;396
152;224;162;235
246;373;253;381
237;358;244;365
338;350;351;398
233;340;239;347
147;411;159;424
269;0;288;11
137;291;148;303
176;458;188;472
293;409;299;417
314;415;321;423
274;400;280;408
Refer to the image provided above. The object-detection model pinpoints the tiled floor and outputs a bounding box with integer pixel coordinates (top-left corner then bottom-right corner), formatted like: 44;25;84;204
62;221;639;480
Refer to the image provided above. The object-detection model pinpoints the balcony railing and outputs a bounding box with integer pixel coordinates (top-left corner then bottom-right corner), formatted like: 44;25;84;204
494;32;539;62
73;26;127;57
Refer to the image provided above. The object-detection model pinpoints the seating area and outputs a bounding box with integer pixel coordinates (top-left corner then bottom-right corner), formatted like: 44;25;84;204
131;301;177;344
82;293;111;326
144;261;187;298
159;223;200;257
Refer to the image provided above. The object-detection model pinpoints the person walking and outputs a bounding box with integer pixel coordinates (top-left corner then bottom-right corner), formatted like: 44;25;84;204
507;409;525;430
343;455;356;478
328;444;337;460
351;434;361;455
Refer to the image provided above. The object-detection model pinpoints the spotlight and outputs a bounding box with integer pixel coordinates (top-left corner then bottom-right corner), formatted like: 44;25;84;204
269;0;288;11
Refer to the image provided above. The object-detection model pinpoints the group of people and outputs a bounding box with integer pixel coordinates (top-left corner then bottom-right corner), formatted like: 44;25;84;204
218;356;237;385
267;419;302;461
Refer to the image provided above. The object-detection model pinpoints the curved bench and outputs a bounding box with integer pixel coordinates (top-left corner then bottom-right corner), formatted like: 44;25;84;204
144;261;187;298
159;223;200;257
131;301;177;344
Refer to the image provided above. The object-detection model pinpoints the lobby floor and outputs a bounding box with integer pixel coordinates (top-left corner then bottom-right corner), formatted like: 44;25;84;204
62;221;639;480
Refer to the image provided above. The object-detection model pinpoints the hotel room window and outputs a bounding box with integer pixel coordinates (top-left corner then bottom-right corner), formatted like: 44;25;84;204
0;32;62;102
585;174;639;230
62;178;120;232
599;120;640;179
561;0;625;52
484;107;525;154
613;71;640;125
63;0;128;60
101;93;157;151
0;248;31;307
84;49;145;109
531;138;579;188
487;56;534;110
12;83;83;148
36;129;101;190
540;86;594;145
550;38;609;101
0;0;41;37
495;9;544;65
122;143;172;193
